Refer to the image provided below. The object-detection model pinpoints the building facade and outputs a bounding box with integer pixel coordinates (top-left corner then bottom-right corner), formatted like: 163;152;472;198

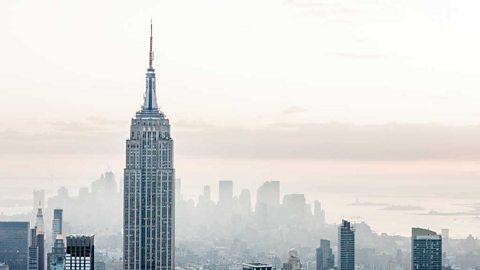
35;205;46;270
316;239;334;270
52;209;63;244
123;22;175;270
338;220;355;270
29;227;39;270
0;222;29;270
66;235;94;270
412;228;442;270
48;236;66;270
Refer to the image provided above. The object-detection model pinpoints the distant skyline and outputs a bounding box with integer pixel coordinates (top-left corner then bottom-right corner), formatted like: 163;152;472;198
1;0;480;236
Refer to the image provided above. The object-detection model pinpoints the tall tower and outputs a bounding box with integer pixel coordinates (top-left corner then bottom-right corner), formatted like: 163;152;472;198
338;220;355;270
124;21;175;270
35;203;46;270
316;239;334;270
411;228;442;270
52;209;63;244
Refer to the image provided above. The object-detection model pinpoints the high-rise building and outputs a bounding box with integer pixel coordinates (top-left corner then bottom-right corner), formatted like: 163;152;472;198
238;189;252;215
338;220;355;270
441;228;449;253
29;227;39;270
313;201;326;225
255;181;280;209
91;172;117;195
199;185;211;203
35;205;46;270
123;22;175;270
282;194;307;222
411;228;442;270
0;221;29;270
52;209;63;244
242;263;273;270
255;181;280;228
66;235;94;270
316;239;334;270
218;180;233;208
48;235;66;270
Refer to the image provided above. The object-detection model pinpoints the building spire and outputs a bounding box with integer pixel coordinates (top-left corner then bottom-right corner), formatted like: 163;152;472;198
141;20;159;113
149;19;154;69
35;202;45;234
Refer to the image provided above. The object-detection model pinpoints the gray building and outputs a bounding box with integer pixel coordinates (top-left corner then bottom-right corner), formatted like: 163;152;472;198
51;209;63;244
123;22;175;270
35;205;45;270
316;239;334;270
338;220;355;270
29;227;38;270
66;235;94;270
218;180;233;209
48;235;65;270
0;222;29;270
412;228;442;270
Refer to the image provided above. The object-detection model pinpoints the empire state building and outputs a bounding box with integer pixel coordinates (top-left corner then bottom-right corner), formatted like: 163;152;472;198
124;22;175;270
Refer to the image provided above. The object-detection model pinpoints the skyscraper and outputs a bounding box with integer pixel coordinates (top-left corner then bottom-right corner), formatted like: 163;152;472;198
52;209;63;244
66;235;94;270
282;194;307;222
441;228;449;254
0;221;29;270
218;180;233;208
313;201;326;226
48;235;66;270
316;239;334;270
35;205;46;270
255;181;280;228
338;220;355;270
238;189;252;215
123;22;175;270
199;185;211;204
411;228;442;270
255;181;280;210
29;227;39;270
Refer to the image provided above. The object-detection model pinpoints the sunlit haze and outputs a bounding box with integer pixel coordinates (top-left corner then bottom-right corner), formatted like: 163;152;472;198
2;0;480;241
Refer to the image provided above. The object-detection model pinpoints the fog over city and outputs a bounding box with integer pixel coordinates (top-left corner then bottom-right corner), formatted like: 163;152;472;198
1;0;480;270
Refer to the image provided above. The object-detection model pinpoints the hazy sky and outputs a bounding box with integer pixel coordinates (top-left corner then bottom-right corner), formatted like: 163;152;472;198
2;0;480;235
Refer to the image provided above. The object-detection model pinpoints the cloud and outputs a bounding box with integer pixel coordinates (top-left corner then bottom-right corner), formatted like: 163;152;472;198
50;117;125;133
174;119;212;130
417;210;478;216
176;123;480;160
282;106;307;114
348;200;388;207
5;122;480;162
382;205;425;211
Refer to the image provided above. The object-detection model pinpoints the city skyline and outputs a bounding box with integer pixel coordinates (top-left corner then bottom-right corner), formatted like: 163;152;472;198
2;0;480;241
